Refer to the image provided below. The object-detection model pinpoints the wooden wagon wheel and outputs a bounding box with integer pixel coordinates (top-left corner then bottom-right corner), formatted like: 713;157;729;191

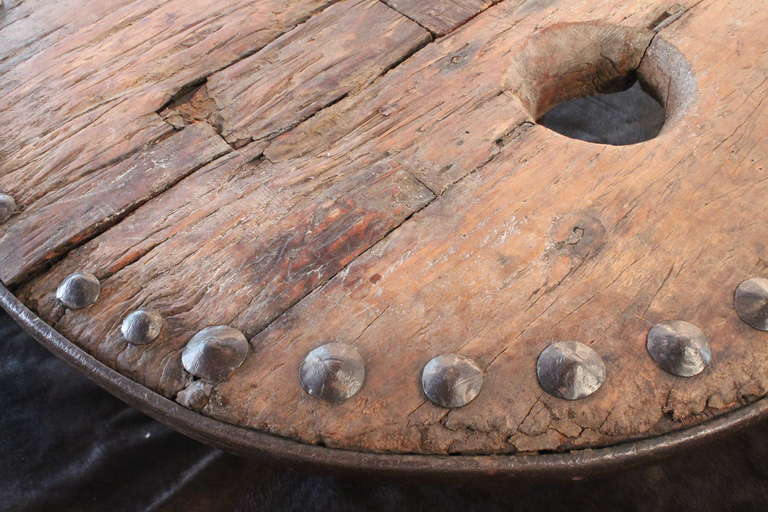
1;0;767;477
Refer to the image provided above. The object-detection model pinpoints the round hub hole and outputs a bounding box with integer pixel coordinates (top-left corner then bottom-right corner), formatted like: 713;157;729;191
538;79;665;146
509;22;696;146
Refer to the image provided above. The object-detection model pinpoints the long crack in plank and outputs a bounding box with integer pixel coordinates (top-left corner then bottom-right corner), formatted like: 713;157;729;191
13;0;768;457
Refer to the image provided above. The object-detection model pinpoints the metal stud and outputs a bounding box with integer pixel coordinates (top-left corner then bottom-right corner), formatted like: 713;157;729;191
121;309;164;345
421;354;483;408
536;341;606;400
299;343;365;403
55;272;101;310
181;326;249;383
647;320;711;377
0;193;16;223
735;277;768;331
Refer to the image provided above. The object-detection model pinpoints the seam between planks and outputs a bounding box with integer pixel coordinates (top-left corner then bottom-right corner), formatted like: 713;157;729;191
234;0;706;347
10;141;233;290
12;1;437;289
378;0;507;39
160;0;435;153
18;0;705;375
377;0;436;36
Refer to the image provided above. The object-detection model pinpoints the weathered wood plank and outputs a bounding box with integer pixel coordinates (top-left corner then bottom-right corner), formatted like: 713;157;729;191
382;0;497;36
263;1;532;192
10;0;768;458
196;0;431;148
0;0;438;287
0;0;435;291
0;0;137;76
20;152;434;395
0;0;337;250
264;0;678;193
0;123;231;286
200;0;765;454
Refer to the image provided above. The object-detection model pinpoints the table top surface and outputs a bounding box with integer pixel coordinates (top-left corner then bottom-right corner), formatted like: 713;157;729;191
2;0;767;458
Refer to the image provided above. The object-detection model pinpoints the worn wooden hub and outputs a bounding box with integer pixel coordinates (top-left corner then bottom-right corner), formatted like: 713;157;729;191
2;0;768;468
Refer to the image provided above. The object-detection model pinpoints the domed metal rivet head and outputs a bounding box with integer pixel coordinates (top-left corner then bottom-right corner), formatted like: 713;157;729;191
299;342;365;403
735;278;768;331
121;309;164;345
647;320;711;377
536;341;606;400
421;354;483;408
55;272;100;310
181;326;249;383
0;193;16;223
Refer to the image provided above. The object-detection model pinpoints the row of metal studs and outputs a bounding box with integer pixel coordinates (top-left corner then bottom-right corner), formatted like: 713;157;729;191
54;270;768;408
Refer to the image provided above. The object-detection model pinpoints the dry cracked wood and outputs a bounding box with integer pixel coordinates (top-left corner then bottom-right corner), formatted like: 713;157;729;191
0;0;338;282
381;0;498;35
5;0;768;455
0;123;231;285
0;0;430;287
200;0;431;148
0;0;137;75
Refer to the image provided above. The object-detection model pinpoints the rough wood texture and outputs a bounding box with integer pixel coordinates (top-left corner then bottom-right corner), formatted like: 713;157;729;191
5;0;768;456
0;0;136;75
0;124;230;285
382;0;497;35
0;0;338;281
202;0;431;148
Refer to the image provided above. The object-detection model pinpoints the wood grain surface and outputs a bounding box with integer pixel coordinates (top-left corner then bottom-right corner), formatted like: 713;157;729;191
4;0;768;455
381;0;498;35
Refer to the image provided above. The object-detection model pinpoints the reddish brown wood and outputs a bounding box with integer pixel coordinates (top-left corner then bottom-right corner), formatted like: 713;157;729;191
0;0;337;256
382;0;497;36
20;151;434;396
0;123;230;285
0;0;137;75
202;0;431;148
5;0;768;458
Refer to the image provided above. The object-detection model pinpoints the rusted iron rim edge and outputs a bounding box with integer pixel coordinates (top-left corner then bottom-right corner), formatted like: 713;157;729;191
3;281;767;479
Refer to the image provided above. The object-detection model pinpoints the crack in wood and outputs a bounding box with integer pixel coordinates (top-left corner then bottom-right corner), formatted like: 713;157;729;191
159;1;434;153
11;0;768;457
5;129;232;288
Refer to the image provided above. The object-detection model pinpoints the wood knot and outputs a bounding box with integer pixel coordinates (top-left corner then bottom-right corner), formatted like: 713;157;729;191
440;44;475;72
550;212;607;261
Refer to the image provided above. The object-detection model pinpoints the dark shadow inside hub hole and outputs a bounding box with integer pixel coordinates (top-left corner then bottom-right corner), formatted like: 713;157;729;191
537;79;666;146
